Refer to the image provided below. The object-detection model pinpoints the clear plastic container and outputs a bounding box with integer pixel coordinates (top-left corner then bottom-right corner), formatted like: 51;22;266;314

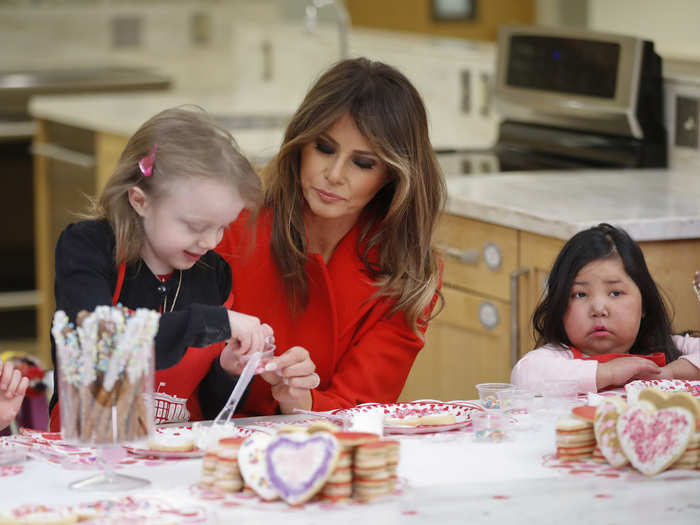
472;411;508;442
497;388;536;431
52;306;159;445
475;382;516;410
52;307;159;491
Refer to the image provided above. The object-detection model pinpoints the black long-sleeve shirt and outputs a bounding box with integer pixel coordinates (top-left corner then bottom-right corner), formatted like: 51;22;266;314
50;219;241;419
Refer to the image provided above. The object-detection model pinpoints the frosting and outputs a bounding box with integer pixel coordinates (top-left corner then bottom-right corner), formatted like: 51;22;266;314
265;433;340;505
617;405;694;476
593;399;628;468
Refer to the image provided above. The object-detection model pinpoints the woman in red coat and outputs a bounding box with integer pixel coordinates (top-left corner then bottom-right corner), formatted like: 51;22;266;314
216;58;446;416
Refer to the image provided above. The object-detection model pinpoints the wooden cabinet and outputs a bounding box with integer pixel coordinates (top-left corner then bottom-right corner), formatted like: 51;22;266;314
400;214;700;402
33;121;128;366
400;215;517;401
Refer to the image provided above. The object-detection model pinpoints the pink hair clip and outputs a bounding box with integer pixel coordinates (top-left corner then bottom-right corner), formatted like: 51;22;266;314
138;144;157;177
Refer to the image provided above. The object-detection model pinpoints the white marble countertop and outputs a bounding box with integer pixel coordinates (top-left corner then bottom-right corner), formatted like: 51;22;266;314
30;93;700;242
29;90;291;165
446;170;700;241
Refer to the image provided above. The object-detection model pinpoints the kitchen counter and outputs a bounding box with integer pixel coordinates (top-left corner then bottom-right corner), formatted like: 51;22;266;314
446;171;700;242
30;91;290;165
30;92;700;242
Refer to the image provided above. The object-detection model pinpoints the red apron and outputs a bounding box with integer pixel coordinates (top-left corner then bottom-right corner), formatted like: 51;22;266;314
570;347;666;366
49;262;232;431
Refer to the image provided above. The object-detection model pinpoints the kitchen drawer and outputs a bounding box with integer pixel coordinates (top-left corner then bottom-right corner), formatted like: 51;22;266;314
435;214;518;301
400;285;511;402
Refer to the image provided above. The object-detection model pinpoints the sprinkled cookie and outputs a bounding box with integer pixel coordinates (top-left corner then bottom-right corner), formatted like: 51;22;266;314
238;434;278;501
617;405;694;476
593;398;628;468
638;388;700;421
265;432;341;505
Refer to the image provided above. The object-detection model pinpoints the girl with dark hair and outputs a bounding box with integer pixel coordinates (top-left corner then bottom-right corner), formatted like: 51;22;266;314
216;57;446;415
49;106;273;429
511;223;700;392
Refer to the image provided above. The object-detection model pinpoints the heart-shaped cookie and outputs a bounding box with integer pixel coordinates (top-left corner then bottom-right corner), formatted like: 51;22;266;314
238;434;279;501
638;388;700;421
265;432;340;505
593;398;628;467
617;405;694;476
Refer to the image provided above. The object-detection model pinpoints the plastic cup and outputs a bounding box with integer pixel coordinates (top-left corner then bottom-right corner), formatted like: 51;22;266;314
475;383;516;410
538;380;580;414
497;388;535;431
472;411;508;442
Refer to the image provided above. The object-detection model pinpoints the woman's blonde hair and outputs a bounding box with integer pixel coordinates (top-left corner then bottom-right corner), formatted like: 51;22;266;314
88;106;262;267
263;58;446;333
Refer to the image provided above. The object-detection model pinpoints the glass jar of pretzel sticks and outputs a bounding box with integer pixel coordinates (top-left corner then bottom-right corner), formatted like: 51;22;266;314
52;306;159;446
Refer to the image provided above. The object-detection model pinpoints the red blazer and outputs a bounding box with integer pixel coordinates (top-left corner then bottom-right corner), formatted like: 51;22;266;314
217;209;435;416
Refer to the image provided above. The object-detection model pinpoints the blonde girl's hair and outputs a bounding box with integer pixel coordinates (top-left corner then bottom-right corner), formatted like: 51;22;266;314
87;106;262;267
263;58;446;333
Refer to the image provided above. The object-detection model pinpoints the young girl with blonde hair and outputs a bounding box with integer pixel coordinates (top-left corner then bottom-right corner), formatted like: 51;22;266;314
49;106;273;429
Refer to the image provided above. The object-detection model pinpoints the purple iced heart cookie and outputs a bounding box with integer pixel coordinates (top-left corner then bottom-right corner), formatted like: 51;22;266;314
265;432;340;505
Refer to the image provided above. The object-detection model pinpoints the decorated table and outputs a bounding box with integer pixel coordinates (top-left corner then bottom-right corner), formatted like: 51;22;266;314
1;407;699;524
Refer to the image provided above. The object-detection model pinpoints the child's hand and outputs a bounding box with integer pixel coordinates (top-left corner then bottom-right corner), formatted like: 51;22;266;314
259;346;318;413
596;357;661;390
219;311;273;375
659;359;700;381
0;359;29;431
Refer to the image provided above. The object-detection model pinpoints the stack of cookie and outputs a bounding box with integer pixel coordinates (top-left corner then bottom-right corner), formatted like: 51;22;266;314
212;437;246;494
384;440;400;491
353;441;393;501
321;431;379;501
198;423;404;504
672;428;700;469
555;416;595;461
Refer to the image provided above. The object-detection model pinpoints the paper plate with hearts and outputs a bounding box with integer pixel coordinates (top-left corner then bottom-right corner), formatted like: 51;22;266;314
625;379;700;403
125;424;256;459
329;400;484;434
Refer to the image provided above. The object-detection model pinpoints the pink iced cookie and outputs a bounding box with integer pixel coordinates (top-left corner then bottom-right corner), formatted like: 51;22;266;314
238;434;279;501
617;405;694;476
265;432;340;506
593;398;629;468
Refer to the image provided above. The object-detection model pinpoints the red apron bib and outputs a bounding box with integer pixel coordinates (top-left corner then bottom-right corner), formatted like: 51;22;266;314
49;262;232;431
570;347;666;366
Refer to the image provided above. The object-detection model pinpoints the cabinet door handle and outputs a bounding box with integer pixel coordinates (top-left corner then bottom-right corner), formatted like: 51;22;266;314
31;142;95;168
436;243;479;264
510;267;530;368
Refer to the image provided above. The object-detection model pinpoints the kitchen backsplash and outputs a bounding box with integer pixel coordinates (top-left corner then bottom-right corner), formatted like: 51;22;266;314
3;0;700;163
0;0;499;150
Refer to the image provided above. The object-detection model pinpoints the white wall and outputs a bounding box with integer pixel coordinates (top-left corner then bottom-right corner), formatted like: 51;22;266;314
588;0;700;60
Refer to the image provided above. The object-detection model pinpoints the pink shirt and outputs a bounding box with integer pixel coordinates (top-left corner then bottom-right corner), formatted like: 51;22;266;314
510;334;700;393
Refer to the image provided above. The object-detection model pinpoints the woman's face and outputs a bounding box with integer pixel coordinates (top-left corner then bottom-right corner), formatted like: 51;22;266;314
562;256;643;356
299;112;389;230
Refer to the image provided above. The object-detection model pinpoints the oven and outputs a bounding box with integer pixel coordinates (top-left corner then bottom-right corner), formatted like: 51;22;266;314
0;68;170;346
438;25;666;175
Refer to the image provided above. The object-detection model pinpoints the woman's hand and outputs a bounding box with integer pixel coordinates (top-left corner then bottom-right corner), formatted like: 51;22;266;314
219;311;273;375
596;357;662;390
260;346;318;413
0;359;29;431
